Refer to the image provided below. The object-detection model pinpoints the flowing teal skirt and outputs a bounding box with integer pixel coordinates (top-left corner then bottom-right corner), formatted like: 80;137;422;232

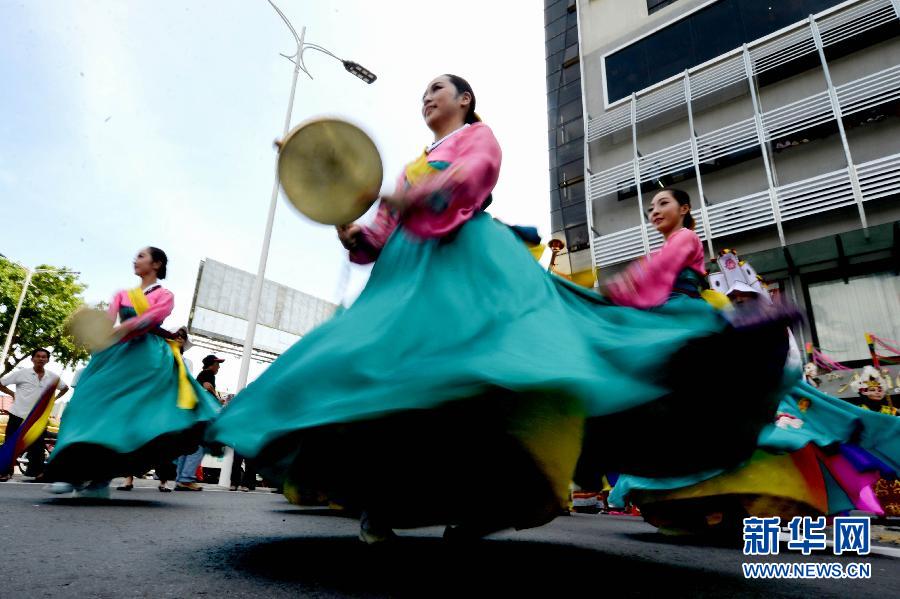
609;381;900;531
208;213;789;530
48;333;221;482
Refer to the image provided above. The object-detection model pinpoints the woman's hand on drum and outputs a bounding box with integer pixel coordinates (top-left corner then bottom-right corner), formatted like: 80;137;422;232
336;224;362;250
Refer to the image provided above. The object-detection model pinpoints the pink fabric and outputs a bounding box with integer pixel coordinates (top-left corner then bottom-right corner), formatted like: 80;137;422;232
820;450;884;515
606;228;706;308
349;123;502;264
108;287;175;340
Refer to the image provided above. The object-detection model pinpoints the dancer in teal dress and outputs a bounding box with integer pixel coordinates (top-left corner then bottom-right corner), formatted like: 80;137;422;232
47;247;220;498
608;246;900;534
208;76;793;543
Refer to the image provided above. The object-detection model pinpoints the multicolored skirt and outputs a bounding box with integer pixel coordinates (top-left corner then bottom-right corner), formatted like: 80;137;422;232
610;382;900;533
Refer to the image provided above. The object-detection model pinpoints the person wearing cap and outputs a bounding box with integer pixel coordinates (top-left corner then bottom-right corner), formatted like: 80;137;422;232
173;354;223;491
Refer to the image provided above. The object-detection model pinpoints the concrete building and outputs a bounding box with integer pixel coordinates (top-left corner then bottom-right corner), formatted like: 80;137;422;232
545;0;900;363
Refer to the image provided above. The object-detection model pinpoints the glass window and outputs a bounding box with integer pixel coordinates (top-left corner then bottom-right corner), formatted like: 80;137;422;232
546;14;567;41
560;179;585;207
691;0;743;64
561;62;581;86
557;78;582;105
558;158;584;186
563;44;580;68
546;33;567;57
558;99;583;125
565;223;591;252
555;139;583;165
545;1;567;25
551;209;563;231
807;271;900;362
557;116;584;146
605;0;845;103
644;16;694;83
562;203;587;226
647;0;680;14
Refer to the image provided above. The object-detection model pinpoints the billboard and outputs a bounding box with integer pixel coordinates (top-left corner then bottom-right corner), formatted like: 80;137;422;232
188;259;337;355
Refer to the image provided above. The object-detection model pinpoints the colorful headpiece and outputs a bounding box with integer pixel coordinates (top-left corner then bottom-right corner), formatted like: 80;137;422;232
852;365;891;394
707;249;771;303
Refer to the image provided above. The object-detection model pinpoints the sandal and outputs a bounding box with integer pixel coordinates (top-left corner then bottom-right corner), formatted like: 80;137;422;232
158;486;172;493
116;484;134;491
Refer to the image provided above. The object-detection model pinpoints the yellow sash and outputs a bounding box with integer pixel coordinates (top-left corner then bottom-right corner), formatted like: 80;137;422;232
127;287;197;410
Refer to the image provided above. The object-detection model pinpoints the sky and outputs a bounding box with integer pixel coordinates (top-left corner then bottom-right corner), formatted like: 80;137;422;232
0;0;551;391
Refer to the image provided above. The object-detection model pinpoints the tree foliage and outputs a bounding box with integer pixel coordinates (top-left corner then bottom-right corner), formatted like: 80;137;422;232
0;258;91;376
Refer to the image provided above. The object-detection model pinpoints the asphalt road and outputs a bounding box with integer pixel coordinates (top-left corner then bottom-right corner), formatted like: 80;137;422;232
1;479;897;598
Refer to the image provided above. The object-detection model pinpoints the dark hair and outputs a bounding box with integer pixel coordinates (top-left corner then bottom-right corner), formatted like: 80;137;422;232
654;187;695;230
31;348;50;359
148;246;168;279
442;74;480;124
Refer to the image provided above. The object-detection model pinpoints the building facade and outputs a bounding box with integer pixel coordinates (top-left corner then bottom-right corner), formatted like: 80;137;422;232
546;0;900;364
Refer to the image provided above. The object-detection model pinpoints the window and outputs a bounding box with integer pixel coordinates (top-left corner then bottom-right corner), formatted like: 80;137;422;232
647;0;679;15
606;0;845;103
557;158;584;186
559;179;585;207
562;203;587;227
807;271;900;362
565;223;590;252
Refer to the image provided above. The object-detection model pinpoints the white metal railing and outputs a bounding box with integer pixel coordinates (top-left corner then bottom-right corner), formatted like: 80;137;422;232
588;161;634;197
690;55;747;102
705;191;775;238
750;23;816;75
819;0;897;46
836;63;900;115
776;168;855;221
638;140;694;183
696;117;758;163
760;90;834;140
588;61;900;197
856;151;900;199
586;0;895;143
591;151;900;267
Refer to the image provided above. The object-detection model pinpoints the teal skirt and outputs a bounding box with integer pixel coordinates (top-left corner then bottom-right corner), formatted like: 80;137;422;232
609;380;900;530
48;333;220;482
208;213;789;530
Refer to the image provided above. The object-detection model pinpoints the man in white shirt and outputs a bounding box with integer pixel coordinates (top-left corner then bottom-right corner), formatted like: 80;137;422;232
0;348;69;481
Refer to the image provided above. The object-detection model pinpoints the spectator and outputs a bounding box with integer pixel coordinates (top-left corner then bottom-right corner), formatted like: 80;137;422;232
174;354;223;491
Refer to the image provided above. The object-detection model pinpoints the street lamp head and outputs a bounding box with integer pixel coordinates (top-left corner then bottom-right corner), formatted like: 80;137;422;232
343;60;377;84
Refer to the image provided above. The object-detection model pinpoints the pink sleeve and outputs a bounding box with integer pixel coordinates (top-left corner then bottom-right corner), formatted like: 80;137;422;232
401;124;501;238
106;291;123;322
606;230;703;308
120;289;175;334
348;199;401;265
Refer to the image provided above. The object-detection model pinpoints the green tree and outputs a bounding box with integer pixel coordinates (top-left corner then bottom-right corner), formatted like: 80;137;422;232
0;258;91;376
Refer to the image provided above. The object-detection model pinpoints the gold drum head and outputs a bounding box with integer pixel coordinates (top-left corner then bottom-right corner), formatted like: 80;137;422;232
66;307;115;353
277;118;383;225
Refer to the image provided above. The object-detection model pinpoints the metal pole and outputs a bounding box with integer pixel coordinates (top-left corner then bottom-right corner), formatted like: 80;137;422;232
235;25;305;396
742;45;786;247
223;21;305;488
683;71;715;260
630;93;650;255
0;268;33;371
809;17;868;234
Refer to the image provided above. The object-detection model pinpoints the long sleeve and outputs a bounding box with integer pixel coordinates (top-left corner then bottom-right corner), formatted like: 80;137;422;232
349;199;401;265
106;291;123;323
119;289;175;335
606;229;704;309
401;123;501;239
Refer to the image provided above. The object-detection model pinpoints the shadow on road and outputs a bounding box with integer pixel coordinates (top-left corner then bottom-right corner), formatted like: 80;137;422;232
205;535;785;598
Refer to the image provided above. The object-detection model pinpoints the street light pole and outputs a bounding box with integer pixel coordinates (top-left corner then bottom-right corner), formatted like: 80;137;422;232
222;0;376;487
236;0;376;396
